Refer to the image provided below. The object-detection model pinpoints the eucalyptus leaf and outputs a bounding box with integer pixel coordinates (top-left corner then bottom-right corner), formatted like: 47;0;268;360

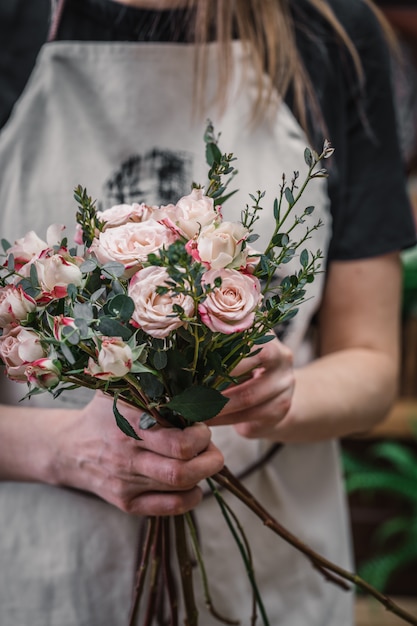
1;238;11;253
107;294;135;322
80;259;97;273
60;343;76;364
97;317;132;340
304;147;314;167
62;325;81;345
284;187;294;206
153;350;168;370
101;261;125;278
74;302;94;321
300;249;309;268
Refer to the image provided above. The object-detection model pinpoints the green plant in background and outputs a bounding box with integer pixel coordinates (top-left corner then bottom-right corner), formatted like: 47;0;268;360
402;245;417;316
343;438;417;592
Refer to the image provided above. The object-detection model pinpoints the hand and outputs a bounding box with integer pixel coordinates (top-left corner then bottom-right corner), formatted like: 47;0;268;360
212;335;295;439
49;392;224;516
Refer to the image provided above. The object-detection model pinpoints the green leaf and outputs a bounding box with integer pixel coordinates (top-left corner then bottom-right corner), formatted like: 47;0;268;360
371;441;417;481
113;395;141;440
60;343;76;364
97;317;132;340
106;294;135;322
138;372;165;400
74;302;94;321
101;262;125;278
80;259;97;273
30;263;39;288
166;386;229;423
304;147;314;167
153;350;168;370
62;325;81;345
271;233;289;247
284;187;294;206
273;198;279;220
253;335;275;345
1;238;11;252
206;142;222;167
300;249;309;268
73;318;90;339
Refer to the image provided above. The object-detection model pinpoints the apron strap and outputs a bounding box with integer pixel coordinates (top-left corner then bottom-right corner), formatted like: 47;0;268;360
47;0;67;42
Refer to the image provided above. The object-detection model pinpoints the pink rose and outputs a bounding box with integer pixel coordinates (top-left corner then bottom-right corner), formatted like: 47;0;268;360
191;221;249;270
0;326;45;381
0;286;36;328
157;189;219;239
26;358;61;389
128;266;195;338
85;337;133;380
6;231;47;271
89;220;177;277
97;203;154;229
199;269;262;334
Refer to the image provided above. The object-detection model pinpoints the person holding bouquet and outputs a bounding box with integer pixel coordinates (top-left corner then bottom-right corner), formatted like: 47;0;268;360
0;1;415;625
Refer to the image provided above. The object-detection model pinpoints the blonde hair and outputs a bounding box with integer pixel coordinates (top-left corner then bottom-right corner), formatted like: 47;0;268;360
185;0;395;129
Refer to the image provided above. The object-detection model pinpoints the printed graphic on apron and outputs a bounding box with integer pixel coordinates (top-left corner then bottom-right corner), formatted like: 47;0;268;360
104;149;193;206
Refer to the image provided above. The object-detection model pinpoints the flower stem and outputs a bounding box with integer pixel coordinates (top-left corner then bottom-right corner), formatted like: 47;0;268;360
162;517;179;626
185;511;240;626
143;517;163;626
129;516;158;626
213;466;417;626
174;514;199;626
207;478;269;626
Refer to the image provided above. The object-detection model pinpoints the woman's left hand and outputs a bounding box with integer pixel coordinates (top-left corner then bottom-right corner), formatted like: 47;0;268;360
211;335;295;439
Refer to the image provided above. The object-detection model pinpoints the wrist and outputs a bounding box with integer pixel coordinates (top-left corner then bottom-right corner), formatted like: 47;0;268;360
0;403;74;484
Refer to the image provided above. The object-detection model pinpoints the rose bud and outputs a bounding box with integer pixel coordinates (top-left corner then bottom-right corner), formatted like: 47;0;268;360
26;358;61;389
85;337;133;380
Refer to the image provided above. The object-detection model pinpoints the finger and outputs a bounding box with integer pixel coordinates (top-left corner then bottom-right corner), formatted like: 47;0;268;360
135;421;214;461
216;366;293;422
132;442;224;489
126;487;204;516
228;335;286;378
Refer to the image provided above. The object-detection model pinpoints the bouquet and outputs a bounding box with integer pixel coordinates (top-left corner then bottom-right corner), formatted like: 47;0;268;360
0;124;416;626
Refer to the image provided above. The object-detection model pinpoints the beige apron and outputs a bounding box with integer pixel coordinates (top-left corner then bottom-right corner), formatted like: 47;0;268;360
0;17;353;626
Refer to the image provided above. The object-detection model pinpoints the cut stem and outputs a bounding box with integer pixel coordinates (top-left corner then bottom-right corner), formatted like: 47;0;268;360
213;466;417;626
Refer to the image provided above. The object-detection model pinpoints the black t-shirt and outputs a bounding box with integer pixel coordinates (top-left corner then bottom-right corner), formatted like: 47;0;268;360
45;0;417;261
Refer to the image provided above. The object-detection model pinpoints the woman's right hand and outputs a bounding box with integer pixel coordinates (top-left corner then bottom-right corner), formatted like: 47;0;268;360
3;391;224;516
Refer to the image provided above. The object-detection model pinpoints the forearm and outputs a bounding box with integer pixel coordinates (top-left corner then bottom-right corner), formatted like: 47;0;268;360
276;346;399;443
0;403;65;483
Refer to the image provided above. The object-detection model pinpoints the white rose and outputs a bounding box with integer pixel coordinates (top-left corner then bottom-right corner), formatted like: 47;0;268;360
30;254;83;300
194;221;249;270
7;231;47;270
0;286;36;327
128;266;195;338
85;337;133;380
0;326;45;381
89;220;177;276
